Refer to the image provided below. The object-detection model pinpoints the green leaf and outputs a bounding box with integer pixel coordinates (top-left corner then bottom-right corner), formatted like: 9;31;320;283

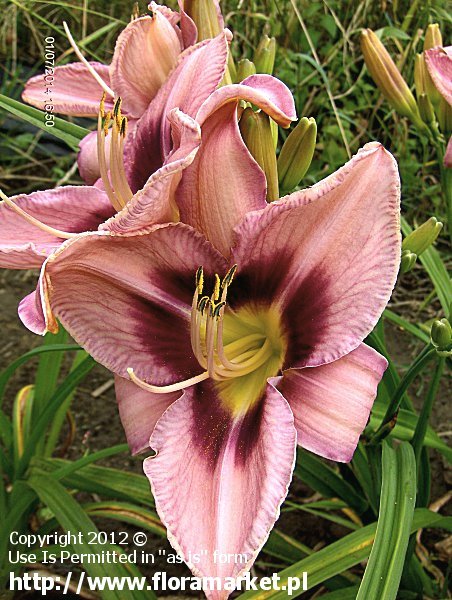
295;448;368;514
83;501;166;538
264;529;310;564
31;457;154;506
0;344;80;408
383;309;430;344
369;404;452;462
26;474;155;600
17;356;95;477
33;328;68;418
356;442;416;600
235;509;449;599
317;586;360;599
0;94;89;150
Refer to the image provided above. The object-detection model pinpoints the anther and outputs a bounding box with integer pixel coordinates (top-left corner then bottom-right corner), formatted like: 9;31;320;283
222;264;237;288
196;266;204;294
212;302;226;319
198;296;210;314
113;97;122;118
120;117;128;138
99;92;106;118
213;274;221;302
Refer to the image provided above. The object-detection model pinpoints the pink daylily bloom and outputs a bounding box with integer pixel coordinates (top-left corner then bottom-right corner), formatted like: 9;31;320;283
22;142;400;596
425;46;452;106
21;3;202;183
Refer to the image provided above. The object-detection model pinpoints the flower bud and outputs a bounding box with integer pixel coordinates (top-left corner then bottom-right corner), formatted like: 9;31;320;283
236;59;256;82
277;117;317;192
418;93;436;124
239;107;279;201
184;0;222;40
431;318;452;356
424;24;442;51
399;249;417;274
415;52;441;108
183;0;235;84
437;97;452;135
253;35;276;75
402;216;443;256
361;29;423;126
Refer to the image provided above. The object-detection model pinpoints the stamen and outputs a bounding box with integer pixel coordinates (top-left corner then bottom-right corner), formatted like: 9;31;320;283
0;190;78;239
63;22;115;98
127;368;209;393
97;110;122;212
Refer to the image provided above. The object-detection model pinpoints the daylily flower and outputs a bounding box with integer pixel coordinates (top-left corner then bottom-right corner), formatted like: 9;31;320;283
21;142;401;597
11;72;295;334
22;2;200;183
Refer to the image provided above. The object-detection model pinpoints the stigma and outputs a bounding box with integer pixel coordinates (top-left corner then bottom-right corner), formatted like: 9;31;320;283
128;266;283;395
97;94;133;212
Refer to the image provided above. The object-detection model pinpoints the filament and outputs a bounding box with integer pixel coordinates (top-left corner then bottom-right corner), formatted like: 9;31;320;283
63;22;115;98
127;368;209;393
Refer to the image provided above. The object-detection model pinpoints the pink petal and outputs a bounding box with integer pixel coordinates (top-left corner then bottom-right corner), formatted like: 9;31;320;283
124;34;228;191
115;375;180;455
101;109;201;234
175;74;297;257
231;142;401;368
35;225;227;382
196;74;297;128
177;1;198;47
274;344;387;462
144;381;296;593
19;277;57;336
110;14;182;119
22;62;113;116
0;186;114;269
425;46;452;106
177;101;267;258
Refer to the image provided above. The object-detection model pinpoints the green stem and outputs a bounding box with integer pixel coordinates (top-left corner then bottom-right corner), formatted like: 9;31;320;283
411;357;444;474
370;346;436;443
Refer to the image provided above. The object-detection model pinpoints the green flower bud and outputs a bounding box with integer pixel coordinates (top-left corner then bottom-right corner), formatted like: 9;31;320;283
399;249;417;274
184;0;235;85
415;51;441;110
277;117;317;192
437;97;452;135
236;59;256;82
239;107;279;201
184;0;221;40
424;24;443;51
431;318;452;356
402;216;443;256
361;29;424;128
418;93;436;124
253;35;276;75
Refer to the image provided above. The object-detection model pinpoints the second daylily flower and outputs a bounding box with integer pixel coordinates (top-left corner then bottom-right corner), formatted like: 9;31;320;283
22;142;401;597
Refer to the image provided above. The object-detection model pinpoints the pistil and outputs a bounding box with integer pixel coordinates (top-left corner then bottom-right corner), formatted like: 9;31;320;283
0;189;78;240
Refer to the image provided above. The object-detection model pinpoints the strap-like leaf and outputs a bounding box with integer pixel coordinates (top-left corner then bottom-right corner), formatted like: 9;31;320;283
356;442;416;600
